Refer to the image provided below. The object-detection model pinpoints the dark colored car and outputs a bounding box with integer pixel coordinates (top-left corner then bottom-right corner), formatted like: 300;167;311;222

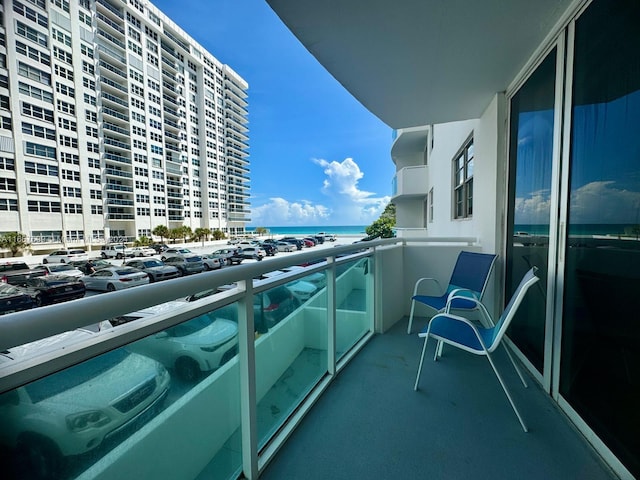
149;243;169;254
19;275;86;307
212;248;244;266
281;237;304;250
124;259;180;282
0;283;35;314
258;242;277;257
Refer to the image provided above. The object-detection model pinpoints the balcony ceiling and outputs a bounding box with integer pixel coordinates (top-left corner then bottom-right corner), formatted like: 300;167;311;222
266;0;573;129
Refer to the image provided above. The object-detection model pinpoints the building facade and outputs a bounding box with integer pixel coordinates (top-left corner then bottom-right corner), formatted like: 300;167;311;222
0;0;249;253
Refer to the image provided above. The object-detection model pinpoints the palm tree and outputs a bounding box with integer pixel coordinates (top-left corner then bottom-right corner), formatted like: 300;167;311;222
193;227;210;246
152;225;169;244
0;232;30;257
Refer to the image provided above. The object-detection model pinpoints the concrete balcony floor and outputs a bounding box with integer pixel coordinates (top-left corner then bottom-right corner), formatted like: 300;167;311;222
260;318;616;480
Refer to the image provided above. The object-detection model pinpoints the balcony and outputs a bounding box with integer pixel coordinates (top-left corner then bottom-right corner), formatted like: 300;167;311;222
0;240;616;480
391;165;429;199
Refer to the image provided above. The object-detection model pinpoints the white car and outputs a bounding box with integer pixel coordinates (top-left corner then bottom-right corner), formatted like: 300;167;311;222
100;245;135;259
43;249;88;264
160;248;192;261
0;330;170;477
81;266;149;291
109;301;238;382
129;246;157;257
33;263;85;278
200;254;222;271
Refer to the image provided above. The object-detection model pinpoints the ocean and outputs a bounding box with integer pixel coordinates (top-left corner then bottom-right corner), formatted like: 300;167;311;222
246;225;367;237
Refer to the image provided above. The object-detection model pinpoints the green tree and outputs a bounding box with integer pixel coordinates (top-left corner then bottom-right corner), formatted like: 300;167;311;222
134;235;151;247
0;232;31;257
212;229;226;240
254;226;268;235
152;225;169;243
365;203;396;239
180;225;193;243
193;227;210;246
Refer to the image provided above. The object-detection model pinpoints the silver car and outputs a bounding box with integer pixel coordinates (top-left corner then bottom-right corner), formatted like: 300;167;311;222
80;266;149;291
163;254;205;276
124;259;180;282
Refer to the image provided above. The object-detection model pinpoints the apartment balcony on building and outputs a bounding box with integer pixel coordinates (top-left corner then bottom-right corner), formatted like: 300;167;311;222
0;241;617;480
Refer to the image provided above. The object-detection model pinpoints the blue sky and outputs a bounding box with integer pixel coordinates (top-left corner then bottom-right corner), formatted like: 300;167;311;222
152;0;394;227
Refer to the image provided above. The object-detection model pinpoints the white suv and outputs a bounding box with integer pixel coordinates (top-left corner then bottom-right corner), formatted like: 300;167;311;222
100;244;134;259
0;329;170;478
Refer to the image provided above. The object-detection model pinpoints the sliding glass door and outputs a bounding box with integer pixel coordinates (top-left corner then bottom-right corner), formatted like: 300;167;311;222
505;49;559;376
507;0;640;476
559;0;640;475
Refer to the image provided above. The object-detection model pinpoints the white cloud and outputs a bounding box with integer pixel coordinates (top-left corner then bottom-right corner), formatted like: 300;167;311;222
251;157;390;226
515;181;640;225
570;181;640;224
251;197;330;226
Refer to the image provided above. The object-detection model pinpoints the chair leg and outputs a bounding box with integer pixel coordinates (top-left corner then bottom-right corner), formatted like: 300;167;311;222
433;340;444;361
408;299;416;334
485;351;528;432
414;335;429;390
501;343;528;388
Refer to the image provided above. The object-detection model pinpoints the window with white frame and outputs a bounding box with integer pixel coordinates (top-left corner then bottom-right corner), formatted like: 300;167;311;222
452;135;474;219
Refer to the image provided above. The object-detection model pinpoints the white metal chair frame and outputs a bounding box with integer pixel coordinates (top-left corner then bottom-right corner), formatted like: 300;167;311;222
413;268;539;432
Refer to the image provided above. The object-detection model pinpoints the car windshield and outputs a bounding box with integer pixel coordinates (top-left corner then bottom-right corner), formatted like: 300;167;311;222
37;276;77;286
143;260;163;267
185;256;202;263
0;284;21;295
115;268;138;275
48;264;74;272
166;315;211;337
24;349;130;403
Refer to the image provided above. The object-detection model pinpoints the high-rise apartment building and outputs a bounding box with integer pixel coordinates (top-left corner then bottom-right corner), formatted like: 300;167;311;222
0;0;249;253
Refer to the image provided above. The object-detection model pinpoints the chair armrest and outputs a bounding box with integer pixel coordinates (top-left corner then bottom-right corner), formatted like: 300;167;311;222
412;277;443;297
445;293;495;327
423;312;489;352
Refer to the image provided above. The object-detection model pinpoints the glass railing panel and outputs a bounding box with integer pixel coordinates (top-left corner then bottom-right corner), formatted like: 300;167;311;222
0;343;170;480
254;282;328;451
335;257;372;361
0;300;244;480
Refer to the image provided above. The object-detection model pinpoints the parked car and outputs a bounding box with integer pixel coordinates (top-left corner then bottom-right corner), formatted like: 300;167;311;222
212;248;244;266
200;254;223;271
124;259;180;282
186;285;298;334
276;241;296;252
42;249;88;264
240;247;266;261
258;242;277;256
129;246;157;257
281;265;327;290
19;275;86;307
149;243;168;254
0;283;35;315
280;237;304;250
302;237;317;247
100;244;135;259
108;301;238;382
160;248;193;261
317;232;337;241
32;264;84;278
163;254;205;275
80;266;149;291
0;262;47;286
68;258;112;275
0;331;170;478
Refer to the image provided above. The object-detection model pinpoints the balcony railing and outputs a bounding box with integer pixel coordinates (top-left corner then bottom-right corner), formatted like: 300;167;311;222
0;239;412;479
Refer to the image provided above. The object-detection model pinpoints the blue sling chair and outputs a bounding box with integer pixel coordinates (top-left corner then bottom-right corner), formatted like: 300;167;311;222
413;267;539;432
407;251;498;334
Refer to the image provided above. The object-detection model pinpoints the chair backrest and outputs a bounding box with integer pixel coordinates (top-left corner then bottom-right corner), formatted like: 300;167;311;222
488;267;539;351
448;251;498;298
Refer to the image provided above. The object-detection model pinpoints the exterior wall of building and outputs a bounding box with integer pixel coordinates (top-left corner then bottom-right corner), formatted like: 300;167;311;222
0;0;249;253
